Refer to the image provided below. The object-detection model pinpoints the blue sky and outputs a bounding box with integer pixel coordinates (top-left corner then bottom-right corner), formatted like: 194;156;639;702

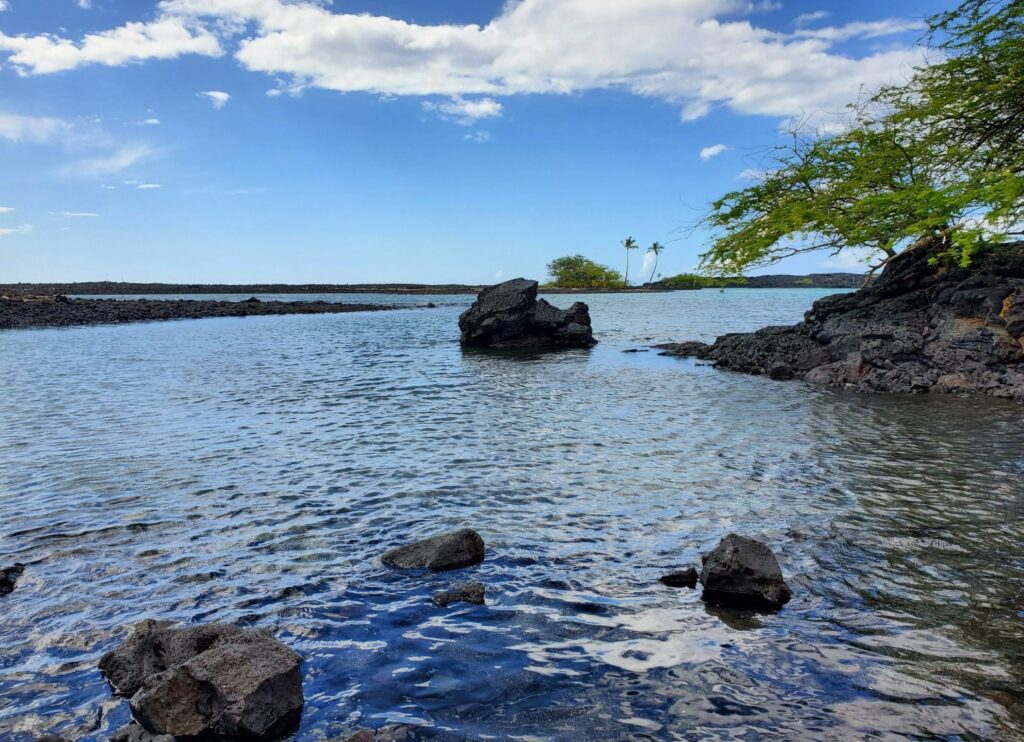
0;0;957;284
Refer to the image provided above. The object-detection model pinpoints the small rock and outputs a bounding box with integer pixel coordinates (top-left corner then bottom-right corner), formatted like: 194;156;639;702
244;296;261;303
109;723;175;742
1;563;25;595
35;736;74;742
659;567;698;588
100;620;303;741
622;348;649;353
432;581;486;607
425;302;437;308
337;725;413;742
381;528;485;571
700;534;791;610
767;362;795;380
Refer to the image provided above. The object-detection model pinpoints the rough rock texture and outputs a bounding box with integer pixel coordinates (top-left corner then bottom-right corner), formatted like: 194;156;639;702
109;724;174;742
1;563;25;595
432;581;486;607
458;278;596;349
336;725;413;742
659;567;699;589
659;243;1024;400
381;529;485;571
700;534;791;610
99;620;303;740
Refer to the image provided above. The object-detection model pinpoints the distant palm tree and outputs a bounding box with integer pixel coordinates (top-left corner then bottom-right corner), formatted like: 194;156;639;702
621;236;638;284
647;241;665;284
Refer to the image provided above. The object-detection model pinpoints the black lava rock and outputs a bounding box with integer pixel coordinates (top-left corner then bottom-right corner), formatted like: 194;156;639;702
381;528;485;571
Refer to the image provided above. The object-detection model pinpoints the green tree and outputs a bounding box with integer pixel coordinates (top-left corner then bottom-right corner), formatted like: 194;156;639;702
698;0;1024;278
646;242;665;284
660;273;713;289
546;255;627;288
621;236;638;283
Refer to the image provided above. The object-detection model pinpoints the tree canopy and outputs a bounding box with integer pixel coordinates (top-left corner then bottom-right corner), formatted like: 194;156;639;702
698;0;1024;277
546;255;626;288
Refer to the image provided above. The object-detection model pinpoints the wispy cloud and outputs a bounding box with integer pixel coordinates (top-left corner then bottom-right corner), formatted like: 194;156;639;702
0;112;73;144
136;183;162;189
56;211;99;217
463;130;492;143
700;144;728;160
77;0;93;8
58;144;153;177
198;90;230;109
0;206;14;214
0;1;8;12
794;19;926;42
423;96;503;126
137;118;161;126
0;224;32;236
738;168;767;180
795;11;830;25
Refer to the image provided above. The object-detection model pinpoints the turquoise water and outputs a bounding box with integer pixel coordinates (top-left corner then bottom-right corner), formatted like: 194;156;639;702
1;289;1023;740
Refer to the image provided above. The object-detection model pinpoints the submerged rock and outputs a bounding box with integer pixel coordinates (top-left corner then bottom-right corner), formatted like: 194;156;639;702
432;581;486;607
337;725;413;741
381;528;485;571
700;534;791;610
1;563;24;595
458;278;596;349
100;620;303;740
658;242;1024;399
659;567;699;589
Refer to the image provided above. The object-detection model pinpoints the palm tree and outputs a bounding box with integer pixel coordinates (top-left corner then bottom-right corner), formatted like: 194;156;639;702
647;241;665;284
621;236;638;284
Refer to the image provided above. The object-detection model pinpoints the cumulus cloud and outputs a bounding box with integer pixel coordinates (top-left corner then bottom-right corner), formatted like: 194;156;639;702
0;0;929;126
423;96;502;126
58;144;152;177
0;17;221;75
198;90;230;108
700;143;728;160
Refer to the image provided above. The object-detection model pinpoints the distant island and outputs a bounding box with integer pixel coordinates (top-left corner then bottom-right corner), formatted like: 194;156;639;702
0;274;865;298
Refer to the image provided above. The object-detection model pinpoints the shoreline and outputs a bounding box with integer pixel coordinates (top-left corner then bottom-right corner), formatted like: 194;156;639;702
0;296;399;331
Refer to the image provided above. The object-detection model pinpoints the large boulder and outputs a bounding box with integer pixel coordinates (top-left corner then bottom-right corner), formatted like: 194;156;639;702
658;242;1024;399
700;534;791;610
99;620;303;740
381;528;484;571
459;278;597;349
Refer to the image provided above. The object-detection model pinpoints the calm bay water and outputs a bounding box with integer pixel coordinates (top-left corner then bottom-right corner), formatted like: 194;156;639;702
1;289;1023;741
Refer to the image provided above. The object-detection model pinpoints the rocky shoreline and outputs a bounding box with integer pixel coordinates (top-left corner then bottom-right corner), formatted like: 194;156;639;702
658;242;1024;400
0;295;398;331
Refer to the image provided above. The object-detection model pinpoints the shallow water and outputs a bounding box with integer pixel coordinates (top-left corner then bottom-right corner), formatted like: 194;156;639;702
2;289;1023;741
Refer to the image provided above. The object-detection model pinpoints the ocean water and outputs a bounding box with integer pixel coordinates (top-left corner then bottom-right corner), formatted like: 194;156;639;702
1;289;1023;741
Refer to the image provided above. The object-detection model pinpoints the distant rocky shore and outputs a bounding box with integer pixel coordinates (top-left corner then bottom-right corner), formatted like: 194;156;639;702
659;242;1024;400
0;295;396;331
0;273;865;299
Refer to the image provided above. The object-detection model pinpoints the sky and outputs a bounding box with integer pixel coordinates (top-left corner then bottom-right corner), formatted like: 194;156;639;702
0;0;959;284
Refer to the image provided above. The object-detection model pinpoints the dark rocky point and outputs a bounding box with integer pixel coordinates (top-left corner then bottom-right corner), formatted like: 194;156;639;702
381;528;485;571
432;580;486;607
700;534;791;610
658;243;1024;399
659;567;699;588
458;278;596;349
1;563;25;595
99;620;303;741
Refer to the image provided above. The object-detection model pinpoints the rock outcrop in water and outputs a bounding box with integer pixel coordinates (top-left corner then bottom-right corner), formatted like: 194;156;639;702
382;528;485;571
659;567;699;589
1;563;24;595
99;620;303;740
700;534;791;610
432;580;486;607
459;278;596;349
659;243;1024;400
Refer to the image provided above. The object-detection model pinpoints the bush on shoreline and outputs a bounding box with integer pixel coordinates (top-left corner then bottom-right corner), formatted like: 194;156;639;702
545;255;627;289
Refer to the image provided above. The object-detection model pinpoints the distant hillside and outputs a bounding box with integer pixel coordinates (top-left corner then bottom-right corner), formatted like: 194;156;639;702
726;273;865;289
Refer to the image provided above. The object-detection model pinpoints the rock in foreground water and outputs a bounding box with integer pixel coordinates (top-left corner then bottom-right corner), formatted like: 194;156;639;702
432;581;486;607
659;567;699;588
700;534;791;610
459;278;596;349
1;563;24;595
100;620;303;740
382;528;485;571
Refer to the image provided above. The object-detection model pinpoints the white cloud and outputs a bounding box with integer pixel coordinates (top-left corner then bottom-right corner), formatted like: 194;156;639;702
0;112;73;143
0;1;8;12
700;143;728;160
424;96;502;126
136;183;161;189
0;224;32;236
78;0;93;8
56;211;99;217
0;17;221;75
198;90;230;109
795;11;830;25
0;206;13;214
0;1;931;127
100;183;116;189
138;117;161;125
58;144;152;177
463;130;492;143
737;168;767;180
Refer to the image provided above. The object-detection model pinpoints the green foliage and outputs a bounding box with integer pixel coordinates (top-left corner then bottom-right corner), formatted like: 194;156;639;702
699;0;1024;276
659;273;715;289
546;255;627;288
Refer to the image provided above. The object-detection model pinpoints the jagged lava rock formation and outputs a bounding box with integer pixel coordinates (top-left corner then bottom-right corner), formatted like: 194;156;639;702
660;243;1024;400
